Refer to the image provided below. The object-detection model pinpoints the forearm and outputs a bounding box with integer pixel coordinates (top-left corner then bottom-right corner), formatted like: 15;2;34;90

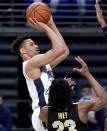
85;73;106;102
95;3;107;28
51;23;65;43
50;22;69;53
45;25;65;52
99;19;107;28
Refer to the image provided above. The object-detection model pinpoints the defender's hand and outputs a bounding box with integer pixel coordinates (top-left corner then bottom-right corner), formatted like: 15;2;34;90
73;56;90;77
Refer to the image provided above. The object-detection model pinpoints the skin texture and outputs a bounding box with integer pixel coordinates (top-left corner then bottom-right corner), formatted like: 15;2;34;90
95;1;107;28
81;86;97;124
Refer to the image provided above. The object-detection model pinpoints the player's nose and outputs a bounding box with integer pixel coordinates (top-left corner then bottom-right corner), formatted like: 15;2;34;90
35;44;39;48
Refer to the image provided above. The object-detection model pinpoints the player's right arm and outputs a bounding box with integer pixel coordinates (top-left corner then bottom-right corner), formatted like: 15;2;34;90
95;1;107;28
95;1;107;36
26;18;65;67
73;56;106;105
74;57;106;122
47;16;70;68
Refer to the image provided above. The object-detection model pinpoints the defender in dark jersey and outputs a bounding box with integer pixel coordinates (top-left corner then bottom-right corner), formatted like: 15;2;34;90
39;56;106;131
48;78;89;131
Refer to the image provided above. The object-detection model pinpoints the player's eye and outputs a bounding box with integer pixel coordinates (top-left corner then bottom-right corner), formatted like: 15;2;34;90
30;43;34;46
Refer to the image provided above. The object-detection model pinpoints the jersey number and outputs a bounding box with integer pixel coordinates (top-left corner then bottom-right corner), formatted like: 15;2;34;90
52;119;77;131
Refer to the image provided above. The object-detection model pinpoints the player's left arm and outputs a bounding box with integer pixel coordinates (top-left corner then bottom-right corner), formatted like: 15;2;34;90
47;16;70;68
73;56;107;105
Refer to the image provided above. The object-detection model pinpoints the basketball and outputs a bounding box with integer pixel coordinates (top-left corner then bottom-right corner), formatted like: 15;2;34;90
26;2;51;23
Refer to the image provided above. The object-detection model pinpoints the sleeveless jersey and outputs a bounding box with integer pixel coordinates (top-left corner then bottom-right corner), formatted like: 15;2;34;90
23;60;54;110
48;103;89;131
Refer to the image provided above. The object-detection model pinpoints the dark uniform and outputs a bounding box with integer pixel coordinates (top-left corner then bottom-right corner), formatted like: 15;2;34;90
102;26;107;39
48;103;89;131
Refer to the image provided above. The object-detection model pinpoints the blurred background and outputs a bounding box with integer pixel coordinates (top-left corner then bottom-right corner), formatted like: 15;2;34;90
0;0;107;131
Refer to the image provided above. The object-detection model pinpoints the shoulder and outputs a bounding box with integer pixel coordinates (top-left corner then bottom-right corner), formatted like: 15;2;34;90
23;60;29;69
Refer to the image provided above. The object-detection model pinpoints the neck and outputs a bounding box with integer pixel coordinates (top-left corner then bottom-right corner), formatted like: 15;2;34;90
21;54;31;61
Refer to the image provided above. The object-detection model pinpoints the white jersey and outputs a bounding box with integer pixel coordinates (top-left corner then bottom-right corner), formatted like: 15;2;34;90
23;60;54;110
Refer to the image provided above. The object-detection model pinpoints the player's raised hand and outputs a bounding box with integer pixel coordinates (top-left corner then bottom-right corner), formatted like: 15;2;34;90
73;56;90;77
27;18;48;31
47;15;54;26
95;2;107;28
96;0;101;4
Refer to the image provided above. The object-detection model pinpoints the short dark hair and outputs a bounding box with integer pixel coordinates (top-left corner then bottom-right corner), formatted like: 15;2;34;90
11;35;31;54
48;78;71;111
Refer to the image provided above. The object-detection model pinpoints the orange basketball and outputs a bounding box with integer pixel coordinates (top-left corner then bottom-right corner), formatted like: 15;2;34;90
26;2;51;23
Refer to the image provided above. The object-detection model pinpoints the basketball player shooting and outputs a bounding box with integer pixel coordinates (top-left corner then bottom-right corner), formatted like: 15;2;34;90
11;5;69;130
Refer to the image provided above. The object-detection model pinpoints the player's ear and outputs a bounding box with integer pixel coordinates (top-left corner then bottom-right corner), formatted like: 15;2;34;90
20;48;26;54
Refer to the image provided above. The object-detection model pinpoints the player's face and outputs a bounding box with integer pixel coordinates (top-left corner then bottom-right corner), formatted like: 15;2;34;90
23;39;40;57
